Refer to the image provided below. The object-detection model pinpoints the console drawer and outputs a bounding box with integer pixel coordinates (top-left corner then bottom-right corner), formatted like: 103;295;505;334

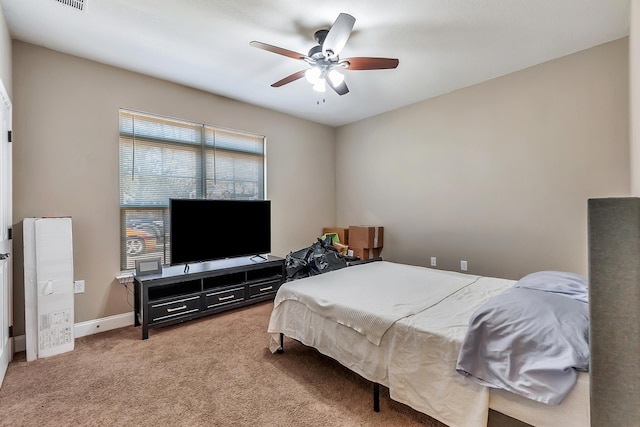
204;286;245;309
248;279;281;298
149;295;200;323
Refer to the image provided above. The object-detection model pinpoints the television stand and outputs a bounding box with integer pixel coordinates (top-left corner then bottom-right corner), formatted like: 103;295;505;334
134;255;285;339
250;254;268;261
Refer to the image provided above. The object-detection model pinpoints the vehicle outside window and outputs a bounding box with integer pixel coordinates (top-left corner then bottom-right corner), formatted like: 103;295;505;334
122;209;168;269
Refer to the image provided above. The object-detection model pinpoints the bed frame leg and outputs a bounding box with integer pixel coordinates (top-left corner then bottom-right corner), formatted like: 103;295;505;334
276;333;284;354
373;383;380;412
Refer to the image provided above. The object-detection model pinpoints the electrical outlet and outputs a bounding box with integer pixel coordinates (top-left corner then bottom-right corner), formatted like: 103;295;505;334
430;257;437;267
460;260;468;271
74;280;85;294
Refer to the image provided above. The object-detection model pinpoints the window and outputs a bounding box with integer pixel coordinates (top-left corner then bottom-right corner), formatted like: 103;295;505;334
119;110;265;269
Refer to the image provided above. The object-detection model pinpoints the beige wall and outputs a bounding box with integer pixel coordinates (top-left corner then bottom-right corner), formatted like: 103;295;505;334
11;41;336;335
336;38;630;279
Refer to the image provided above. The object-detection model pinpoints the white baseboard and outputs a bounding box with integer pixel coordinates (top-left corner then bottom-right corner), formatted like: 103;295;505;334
13;311;135;354
74;311;135;338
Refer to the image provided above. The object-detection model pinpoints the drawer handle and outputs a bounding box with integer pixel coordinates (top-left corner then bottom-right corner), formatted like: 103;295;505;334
259;286;273;292
219;295;235;301
166;305;187;312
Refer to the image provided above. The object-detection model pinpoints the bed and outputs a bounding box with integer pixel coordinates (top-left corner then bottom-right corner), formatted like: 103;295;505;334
267;260;590;427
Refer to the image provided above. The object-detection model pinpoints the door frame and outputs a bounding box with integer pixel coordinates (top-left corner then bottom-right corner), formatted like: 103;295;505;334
0;78;13;387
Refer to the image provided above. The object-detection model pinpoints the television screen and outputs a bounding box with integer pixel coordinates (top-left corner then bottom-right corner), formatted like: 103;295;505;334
169;199;271;265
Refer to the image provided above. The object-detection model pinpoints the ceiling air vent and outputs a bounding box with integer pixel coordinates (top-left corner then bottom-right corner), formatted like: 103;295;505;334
53;0;86;12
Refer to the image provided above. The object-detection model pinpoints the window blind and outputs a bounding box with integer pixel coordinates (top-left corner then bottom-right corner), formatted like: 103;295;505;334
119;110;265;269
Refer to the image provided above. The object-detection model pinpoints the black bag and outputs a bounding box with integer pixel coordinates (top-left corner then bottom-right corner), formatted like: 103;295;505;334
285;246;311;281
285;236;347;281
307;236;347;276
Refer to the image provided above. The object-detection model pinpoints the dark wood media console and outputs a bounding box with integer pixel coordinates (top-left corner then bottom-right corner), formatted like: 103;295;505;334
134;255;285;339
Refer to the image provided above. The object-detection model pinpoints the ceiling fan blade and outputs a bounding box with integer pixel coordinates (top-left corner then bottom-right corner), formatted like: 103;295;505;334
271;70;307;87
322;13;355;58
342;57;399;70
327;78;349;96
250;41;309;61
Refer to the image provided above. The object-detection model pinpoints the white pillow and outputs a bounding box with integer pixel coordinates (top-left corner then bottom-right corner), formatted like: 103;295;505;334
514;270;588;303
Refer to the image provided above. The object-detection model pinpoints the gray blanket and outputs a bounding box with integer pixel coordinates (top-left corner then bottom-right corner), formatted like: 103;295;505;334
456;271;589;405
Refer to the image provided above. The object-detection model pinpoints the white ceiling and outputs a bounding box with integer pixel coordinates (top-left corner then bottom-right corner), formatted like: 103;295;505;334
0;0;631;127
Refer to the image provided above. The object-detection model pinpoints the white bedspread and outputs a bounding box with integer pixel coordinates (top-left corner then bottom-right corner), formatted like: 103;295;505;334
273;261;481;345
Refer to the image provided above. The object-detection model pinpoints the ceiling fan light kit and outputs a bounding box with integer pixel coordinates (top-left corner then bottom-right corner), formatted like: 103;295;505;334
305;67;322;84
312;80;326;93
250;12;399;96
304;68;344;93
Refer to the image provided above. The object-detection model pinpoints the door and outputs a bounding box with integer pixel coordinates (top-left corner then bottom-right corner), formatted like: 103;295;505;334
0;79;13;387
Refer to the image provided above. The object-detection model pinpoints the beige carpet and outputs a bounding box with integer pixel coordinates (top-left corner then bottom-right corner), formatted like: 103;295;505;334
0;301;446;426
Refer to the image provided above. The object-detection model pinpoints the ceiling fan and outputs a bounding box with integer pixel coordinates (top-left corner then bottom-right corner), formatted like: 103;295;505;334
250;13;399;96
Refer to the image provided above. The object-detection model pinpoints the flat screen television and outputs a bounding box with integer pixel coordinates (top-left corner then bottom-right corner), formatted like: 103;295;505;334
169;198;271;266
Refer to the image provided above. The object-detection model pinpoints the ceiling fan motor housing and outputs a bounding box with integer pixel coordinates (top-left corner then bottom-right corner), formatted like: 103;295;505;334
307;44;324;60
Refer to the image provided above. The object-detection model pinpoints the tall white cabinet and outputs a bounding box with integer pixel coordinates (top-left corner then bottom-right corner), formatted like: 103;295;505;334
23;217;75;361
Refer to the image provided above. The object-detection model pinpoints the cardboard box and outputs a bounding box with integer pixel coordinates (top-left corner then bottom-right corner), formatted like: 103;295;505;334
348;226;384;248
351;246;382;260
322;227;349;245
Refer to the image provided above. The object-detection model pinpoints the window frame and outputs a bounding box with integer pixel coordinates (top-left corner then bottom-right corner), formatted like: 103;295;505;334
118;109;266;270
